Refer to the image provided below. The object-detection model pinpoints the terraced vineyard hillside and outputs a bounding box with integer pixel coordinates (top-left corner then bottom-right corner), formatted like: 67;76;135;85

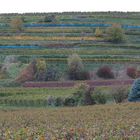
0;13;140;80
1;12;140;139
0;13;140;62
0;12;140;106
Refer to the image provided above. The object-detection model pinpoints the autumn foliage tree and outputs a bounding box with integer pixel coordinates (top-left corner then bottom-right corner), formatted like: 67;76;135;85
95;27;103;37
67;54;89;80
10;18;23;32
127;67;137;79
96;66;114;79
16;58;47;83
67;54;84;80
16;60;37;83
35;58;47;81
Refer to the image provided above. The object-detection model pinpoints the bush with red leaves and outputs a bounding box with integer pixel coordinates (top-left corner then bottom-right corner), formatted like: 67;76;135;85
126;67;136;79
96;66;114;79
16;60;37;83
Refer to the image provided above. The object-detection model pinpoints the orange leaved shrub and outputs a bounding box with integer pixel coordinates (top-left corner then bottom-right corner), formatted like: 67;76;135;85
16;60;37;83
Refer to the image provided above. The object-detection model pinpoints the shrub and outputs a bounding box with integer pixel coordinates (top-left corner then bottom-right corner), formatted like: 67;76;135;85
73;83;87;105
106;24;125;43
112;86;129;103
92;91;107;104
4;55;17;64
73;83;95;105
68;54;84;73
54;97;64;106
128;79;140;102
47;96;55;106
77;70;90;80
0;64;2;69
127;67;136;79
135;66;140;78
44;15;56;22
95;27;103;37
68;70;90;80
0;70;8;79
16;60;37;83
18;56;31;63
96;66;114;79
0;80;21;87
46;66;61;81
63;97;76;106
67;54;85;80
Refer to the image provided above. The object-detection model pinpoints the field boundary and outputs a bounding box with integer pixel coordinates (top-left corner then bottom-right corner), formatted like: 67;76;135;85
23;79;134;88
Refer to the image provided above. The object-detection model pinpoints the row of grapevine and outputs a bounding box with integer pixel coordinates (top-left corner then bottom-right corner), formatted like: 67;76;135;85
23;79;134;88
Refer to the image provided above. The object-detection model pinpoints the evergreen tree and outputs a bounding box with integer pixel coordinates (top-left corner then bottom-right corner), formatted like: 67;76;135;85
128;79;140;102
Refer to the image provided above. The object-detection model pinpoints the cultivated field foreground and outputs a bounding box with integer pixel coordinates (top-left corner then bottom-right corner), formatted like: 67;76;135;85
0;103;140;139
